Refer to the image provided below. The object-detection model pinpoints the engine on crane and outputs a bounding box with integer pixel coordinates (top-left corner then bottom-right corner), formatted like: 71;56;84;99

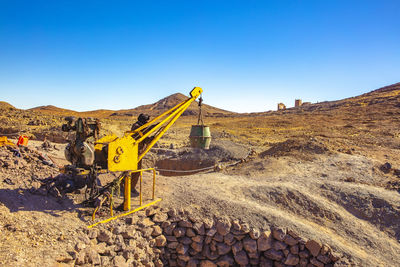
62;116;101;168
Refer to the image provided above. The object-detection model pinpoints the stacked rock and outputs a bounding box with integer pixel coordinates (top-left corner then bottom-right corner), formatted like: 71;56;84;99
70;206;342;266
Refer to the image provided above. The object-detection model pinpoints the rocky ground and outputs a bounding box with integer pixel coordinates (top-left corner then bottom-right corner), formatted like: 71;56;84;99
0;82;400;266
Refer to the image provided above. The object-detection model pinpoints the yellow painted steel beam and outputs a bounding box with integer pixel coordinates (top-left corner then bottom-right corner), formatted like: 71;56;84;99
152;168;156;200
108;135;138;172
128;87;202;137
106;87;202;172
87;198;162;229
139;171;143;206
128;100;187;135
130;168;157;205
123;174;131;211
92;206;99;221
138;100;193;162
135;98;194;144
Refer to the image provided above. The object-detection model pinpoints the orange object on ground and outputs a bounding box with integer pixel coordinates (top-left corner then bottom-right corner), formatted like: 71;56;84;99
0;136;16;147
17;135;29;146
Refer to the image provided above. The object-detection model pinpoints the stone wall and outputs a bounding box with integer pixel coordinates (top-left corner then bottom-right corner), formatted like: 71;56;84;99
69;206;343;267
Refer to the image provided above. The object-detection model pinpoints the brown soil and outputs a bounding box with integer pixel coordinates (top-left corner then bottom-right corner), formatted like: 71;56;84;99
1;82;400;266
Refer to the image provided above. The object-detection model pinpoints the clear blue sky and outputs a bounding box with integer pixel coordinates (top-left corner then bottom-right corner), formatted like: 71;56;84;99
0;0;399;112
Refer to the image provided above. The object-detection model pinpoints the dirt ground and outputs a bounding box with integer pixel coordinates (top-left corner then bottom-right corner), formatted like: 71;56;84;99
1;82;400;266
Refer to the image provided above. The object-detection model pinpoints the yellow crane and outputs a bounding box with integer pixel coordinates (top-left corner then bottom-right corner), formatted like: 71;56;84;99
62;87;203;222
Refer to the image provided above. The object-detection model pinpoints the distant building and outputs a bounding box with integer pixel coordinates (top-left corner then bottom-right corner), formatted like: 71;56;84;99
295;99;302;107
277;103;286;110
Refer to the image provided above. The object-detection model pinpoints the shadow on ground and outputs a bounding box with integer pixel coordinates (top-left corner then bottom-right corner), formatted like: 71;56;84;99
0;187;81;218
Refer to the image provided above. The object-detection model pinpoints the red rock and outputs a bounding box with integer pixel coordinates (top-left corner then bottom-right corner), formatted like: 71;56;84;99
243;237;257;253
112;255;128;267
200;260;217;267
223;233;235;246
284;253;300;266
155;235;167;247
203;219;214;229
166;235;177;242
234;250;249;265
232;220;241;231
216;243;231;255
213;233;224;242
138;217;154;227
178;252;191;262
216;220;231;236
299;250;310;258
152;225;162;236
179;220;193;228
216;255;234;267
273;240;287;251
145;206;157;217
180;236;192;245
290;244;299;255
317;254;331;264
232;241;243;255
153;212;168;223
164;223;176;236
173;227;186;238
299;258;308;267
192;235;204;243
176;243;189;255
257;231;273;251
186;228;196;237
249;228;260;239
203;244;219;260
97;230;112;243
191;241;203;253
167;241;179;249
272;228;286;241
240;223;250;233
206;228;217;237
187;259;199;267
193;222;205;235
284;234;298;246
75;242;86;252
305;240;321;257
264;249;284;261
310;257;324;267
259;256;273;267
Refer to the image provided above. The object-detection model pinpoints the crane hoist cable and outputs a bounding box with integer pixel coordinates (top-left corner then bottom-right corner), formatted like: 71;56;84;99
197;95;204;126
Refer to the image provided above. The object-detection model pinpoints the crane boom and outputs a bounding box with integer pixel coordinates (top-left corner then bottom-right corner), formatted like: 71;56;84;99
63;87;203;215
97;86;202;172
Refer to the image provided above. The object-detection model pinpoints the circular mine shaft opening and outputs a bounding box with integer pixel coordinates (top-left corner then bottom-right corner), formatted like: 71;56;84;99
155;157;215;176
150;140;250;176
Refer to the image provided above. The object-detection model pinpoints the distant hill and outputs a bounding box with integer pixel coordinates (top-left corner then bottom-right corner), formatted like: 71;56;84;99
245;82;400;116
112;93;234;117
9;82;400;118
27;92;234;118
28;105;79;116
298;82;400;112
0;101;16;110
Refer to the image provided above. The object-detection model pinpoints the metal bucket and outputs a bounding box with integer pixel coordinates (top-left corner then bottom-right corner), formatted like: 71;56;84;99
189;125;211;149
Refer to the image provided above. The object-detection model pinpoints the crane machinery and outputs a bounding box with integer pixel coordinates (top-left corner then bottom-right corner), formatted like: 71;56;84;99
61;87;203;219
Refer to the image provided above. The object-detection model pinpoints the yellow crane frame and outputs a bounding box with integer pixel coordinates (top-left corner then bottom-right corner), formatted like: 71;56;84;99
94;87;202;212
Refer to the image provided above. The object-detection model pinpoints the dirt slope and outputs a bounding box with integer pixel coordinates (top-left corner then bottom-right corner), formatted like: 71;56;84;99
0;101;16;110
26;92;233;119
154;143;400;266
